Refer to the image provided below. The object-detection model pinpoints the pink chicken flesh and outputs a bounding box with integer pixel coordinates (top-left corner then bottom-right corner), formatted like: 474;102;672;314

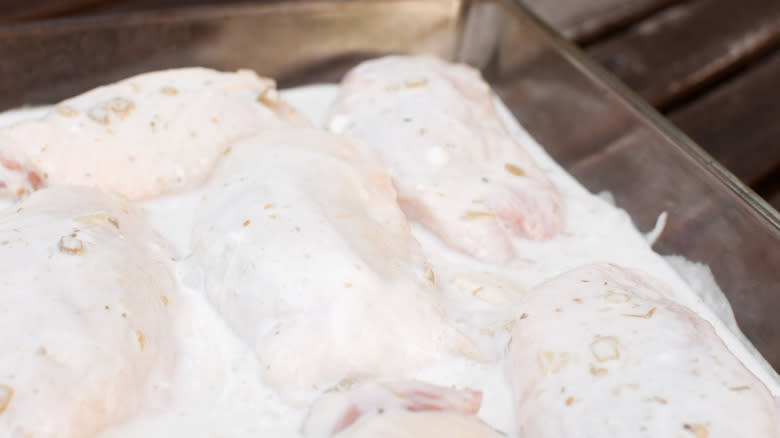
303;380;504;438
506;263;778;437
189;128;481;403
0;186;180;438
0;67;306;200
327;56;564;264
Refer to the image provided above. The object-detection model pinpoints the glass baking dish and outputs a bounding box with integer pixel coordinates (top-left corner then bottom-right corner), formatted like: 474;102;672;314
0;0;778;369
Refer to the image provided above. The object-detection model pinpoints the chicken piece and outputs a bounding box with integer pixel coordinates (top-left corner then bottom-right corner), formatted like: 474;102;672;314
327;56;563;264
188;128;480;403
0;186;180;438
506;263;777;437
331;412;505;438
0;67;306;200
0;153;44;198
303;380;504;438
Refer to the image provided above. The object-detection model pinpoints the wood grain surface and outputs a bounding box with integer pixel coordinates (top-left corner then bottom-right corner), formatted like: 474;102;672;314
522;0;680;42
587;0;780;109
669;48;780;187
0;0;107;23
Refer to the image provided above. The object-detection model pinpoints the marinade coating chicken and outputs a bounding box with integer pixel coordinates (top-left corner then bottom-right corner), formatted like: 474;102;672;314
302;380;504;438
0;68;306;200
327;56;563;264
188;128;480;403
0;186;180;438
506;263;778;437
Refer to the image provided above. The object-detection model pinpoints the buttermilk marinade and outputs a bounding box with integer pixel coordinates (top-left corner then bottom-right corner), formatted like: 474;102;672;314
0;59;777;438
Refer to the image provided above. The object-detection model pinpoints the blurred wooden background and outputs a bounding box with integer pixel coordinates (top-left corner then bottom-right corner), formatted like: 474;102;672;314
1;0;779;211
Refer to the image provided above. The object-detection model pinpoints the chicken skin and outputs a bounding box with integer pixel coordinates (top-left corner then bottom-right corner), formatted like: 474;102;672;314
0;187;180;438
327;56;563;264
0;68;305;200
506;263;777;437
189;128;480;403
303;380;504;438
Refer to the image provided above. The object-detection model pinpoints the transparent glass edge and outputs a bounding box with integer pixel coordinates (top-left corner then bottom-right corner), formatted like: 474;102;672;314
506;0;780;232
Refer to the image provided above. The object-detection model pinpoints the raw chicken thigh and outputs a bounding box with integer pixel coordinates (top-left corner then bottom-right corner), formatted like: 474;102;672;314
506;263;778;437
188;128;480;403
0;186;180;438
327;56;563;264
331;412;505;438
0;62;776;438
0;68;306;200
303;380;504;438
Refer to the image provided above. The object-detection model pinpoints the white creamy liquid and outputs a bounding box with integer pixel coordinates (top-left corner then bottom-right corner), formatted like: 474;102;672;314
1;84;777;437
